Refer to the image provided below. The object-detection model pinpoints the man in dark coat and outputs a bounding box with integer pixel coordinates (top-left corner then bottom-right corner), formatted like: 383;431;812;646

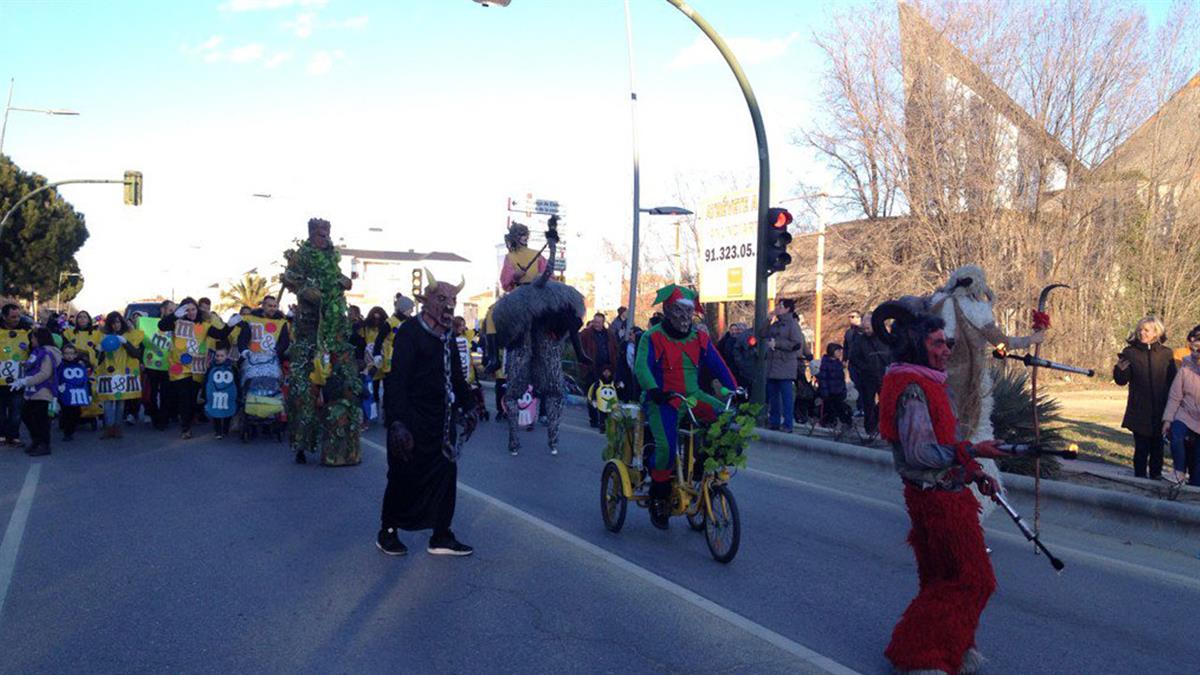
1114;317;1177;479
378;271;478;557
577;313;620;428
848;311;893;435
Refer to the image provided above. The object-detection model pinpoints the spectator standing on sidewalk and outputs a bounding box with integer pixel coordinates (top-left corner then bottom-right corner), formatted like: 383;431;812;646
817;343;853;430
843;310;865;414
1162;324;1200;485
610;306;629;343
849;312;893;436
1114;316;1176;480
765;299;804;431
578;313;620;429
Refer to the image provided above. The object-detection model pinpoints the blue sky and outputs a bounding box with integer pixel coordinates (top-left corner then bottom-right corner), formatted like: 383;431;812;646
0;0;1175;309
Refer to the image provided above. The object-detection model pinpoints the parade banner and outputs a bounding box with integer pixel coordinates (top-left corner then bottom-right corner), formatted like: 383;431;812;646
696;188;777;303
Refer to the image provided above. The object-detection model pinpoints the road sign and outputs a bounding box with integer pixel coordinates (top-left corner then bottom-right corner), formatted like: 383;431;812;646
507;196;562;216
697;188;776;303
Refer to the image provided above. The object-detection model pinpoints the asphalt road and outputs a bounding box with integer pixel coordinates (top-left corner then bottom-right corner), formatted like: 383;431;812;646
0;408;1197;674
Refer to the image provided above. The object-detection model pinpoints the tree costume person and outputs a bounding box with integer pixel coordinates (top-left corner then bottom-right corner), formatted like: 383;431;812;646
634;284;738;530
282;217;362;466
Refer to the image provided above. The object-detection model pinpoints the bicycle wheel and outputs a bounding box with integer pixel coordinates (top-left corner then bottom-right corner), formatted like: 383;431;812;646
600;463;627;533
685;493;706;531
704;484;741;563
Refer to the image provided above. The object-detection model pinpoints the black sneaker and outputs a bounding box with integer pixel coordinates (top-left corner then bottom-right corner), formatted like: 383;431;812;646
427;532;474;557
648;499;671;530
294;450;307;465
376;528;408;556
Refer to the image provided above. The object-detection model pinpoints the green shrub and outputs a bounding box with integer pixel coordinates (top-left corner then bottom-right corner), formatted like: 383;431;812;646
990;366;1064;478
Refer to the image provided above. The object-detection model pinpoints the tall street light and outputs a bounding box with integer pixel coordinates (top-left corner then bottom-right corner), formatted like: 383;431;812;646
0;78;80;156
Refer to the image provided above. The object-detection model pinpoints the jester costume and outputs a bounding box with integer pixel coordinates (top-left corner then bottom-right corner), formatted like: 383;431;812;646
873;301;995;675
282;218;362;466
634;285;737;528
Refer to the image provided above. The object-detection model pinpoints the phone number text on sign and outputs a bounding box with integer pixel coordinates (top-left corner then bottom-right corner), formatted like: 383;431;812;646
703;243;754;263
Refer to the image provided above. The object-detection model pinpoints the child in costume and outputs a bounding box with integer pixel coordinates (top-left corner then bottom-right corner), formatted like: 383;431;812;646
56;343;92;441
587;365;621;433
204;345;238;439
634;285;738;530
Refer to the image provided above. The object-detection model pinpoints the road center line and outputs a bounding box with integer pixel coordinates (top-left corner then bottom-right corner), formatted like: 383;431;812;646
361;438;859;675
0;463;42;622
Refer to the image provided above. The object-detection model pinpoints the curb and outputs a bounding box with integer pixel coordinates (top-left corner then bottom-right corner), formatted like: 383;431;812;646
755;428;1200;530
480;381;1200;531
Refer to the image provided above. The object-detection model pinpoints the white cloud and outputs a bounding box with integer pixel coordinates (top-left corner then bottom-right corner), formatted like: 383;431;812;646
668;32;800;70
283;12;317;38
229;43;266;63
182;38;271;66
307;50;334;75
264;52;292;69
219;0;326;12
282;12;368;38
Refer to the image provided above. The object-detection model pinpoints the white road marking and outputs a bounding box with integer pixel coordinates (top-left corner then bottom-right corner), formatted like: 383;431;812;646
0;463;42;621
563;421;1200;591
362;438;859;675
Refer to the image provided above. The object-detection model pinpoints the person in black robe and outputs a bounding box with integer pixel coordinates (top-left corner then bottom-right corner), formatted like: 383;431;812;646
378;272;478;557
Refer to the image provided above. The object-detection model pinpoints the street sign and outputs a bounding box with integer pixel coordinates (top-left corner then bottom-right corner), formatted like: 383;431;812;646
505;195;567;272
507;196;562;216
697;188;776;303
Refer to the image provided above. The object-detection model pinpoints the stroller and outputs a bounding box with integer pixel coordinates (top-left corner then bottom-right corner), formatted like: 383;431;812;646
240;351;285;442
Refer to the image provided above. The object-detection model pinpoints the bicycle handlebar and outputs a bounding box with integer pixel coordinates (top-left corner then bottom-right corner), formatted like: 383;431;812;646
668;388;748;425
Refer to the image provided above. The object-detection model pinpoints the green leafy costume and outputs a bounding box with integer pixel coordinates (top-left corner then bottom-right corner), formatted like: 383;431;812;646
282;239;362;466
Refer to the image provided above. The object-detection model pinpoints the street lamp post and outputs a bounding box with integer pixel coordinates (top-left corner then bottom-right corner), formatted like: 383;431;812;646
0;78;80;156
663;0;771;406
472;0;769;403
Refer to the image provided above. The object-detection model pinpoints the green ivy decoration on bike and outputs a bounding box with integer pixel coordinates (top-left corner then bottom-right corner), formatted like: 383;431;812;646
702;402;761;473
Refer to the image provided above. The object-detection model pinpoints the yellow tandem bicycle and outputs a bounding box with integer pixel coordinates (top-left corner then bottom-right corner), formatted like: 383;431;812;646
599;389;752;564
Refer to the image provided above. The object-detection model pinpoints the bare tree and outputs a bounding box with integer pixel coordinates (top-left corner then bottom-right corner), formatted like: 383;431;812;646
795;0;1200;367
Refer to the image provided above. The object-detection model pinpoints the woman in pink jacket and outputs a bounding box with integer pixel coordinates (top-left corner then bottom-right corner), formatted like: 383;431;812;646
1162;324;1200;485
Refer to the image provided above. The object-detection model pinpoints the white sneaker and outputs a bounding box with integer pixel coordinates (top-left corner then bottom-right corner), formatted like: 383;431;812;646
550;447;558;456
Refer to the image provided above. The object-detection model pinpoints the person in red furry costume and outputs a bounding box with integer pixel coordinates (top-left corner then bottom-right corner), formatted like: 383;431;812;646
872;299;1012;675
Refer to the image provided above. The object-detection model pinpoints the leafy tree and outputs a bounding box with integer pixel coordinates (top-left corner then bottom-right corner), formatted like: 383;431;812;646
0;156;88;303
218;273;271;312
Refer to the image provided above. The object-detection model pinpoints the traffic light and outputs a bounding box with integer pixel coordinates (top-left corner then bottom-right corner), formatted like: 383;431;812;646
411;269;423;298
123;170;143;206
764;207;793;275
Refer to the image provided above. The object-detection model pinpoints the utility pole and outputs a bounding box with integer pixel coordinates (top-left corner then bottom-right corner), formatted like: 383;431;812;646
665;0;770;407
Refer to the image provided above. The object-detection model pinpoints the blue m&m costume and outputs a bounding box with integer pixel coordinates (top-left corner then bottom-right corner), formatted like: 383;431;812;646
204;361;238;419
57;360;92;408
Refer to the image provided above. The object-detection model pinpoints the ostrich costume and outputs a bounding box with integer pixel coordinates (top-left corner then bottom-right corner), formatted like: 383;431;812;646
927;265;1038;517
490;221;586;454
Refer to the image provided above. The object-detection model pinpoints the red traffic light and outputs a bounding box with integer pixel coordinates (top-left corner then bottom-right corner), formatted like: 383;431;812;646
770;207;793;229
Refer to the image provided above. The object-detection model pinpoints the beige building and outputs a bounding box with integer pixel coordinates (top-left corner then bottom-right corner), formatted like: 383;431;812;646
338;248;471;313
